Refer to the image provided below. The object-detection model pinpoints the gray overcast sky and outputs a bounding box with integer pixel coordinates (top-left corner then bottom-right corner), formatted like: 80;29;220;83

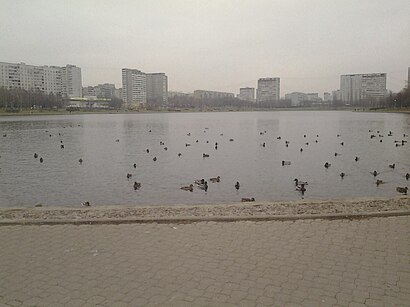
1;0;409;96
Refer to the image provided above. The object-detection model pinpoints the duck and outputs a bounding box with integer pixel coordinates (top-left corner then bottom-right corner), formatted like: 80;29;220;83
277;136;282;140
372;170;378;176
164;147;168;151
198;181;208;191
296;183;306;193
235;181;240;190
294;178;308;186
146;149;150;153
153;157;157;162
178;153;182;157
334;152;339;157
133;182;141;190
115;139;120;142
61;145;64;149
282;160;291;166
133;163;137;168
195;179;205;185
79;158;83;164
209;176;220;183
126;173;132;179
300;148;303;152
262;143;266;147
181;184;194;192
340;142;344;146
324;162;331;168
39;157;43;163
376;179;384;186
229;138;234;142
340;172;345;179
396;187;408;195
185;143;191;147
241;198;255;202
355;156;359;162
389;163;395;169
34;153;38;158
203;153;210;158
82;201;90;207
406;173;410;180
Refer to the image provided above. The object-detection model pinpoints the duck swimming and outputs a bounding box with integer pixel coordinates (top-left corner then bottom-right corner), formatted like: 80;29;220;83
198;181;208;191
396;187;408;195
406;173;410;180
340;172;345;179
82;201;90;207
324;162;331;168
389;163;395;169
181;184;194;192
241;197;255;202
376;179;384;186
203;153;210;158
372;170;378;176
133;182;141;190
355;156;359;162
127;173;132;179
235;181;240;190
153;157;157;162
209;176;220;183
34;153;38;158
79;158;83;164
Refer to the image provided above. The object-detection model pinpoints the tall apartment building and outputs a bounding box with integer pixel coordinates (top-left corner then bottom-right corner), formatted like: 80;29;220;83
146;73;168;106
239;87;255;102
193;90;235;100
257;78;280;102
122;68;146;108
340;73;386;103
0;62;81;97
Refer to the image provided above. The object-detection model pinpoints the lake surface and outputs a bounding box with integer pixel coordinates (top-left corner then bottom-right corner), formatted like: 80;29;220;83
0;111;409;208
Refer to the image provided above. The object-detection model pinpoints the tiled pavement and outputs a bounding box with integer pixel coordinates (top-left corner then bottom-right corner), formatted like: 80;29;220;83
0;216;409;306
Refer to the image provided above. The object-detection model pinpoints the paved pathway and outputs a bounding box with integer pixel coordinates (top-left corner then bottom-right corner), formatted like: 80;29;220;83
0;216;409;306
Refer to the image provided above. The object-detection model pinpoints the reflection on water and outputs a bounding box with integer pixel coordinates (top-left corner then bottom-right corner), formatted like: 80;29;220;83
0;111;409;207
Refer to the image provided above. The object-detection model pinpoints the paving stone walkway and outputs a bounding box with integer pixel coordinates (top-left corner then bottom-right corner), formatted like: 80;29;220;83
0;216;409;306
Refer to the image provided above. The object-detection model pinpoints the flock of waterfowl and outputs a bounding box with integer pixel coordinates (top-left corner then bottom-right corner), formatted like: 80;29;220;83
1;120;409;207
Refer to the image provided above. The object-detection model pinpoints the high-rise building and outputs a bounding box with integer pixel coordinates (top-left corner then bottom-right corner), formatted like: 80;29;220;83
61;65;82;98
257;78;280;102
239;87;255;102
0;62;81;97
146;73;168;106
332;90;341;101
340;73;386;104
408;67;409;88
122;68;146;108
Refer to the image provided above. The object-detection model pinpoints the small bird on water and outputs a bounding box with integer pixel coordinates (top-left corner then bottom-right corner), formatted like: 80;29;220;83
235;181;240;190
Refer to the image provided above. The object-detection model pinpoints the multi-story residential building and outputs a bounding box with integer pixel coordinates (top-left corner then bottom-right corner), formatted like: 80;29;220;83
408;67;409;88
0;61;81;98
323;92;332;102
146;73;168;106
82;83;117;99
193;90;235;100
284;92;308;107
256;78;280;102
239;87;255;102
122;68;147;108
340;73;386;104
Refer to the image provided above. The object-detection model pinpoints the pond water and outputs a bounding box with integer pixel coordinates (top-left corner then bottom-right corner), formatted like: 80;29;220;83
0;111;409;207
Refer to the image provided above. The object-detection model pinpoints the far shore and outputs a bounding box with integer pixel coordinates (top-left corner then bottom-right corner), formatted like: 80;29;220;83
1;106;410;117
0;196;408;224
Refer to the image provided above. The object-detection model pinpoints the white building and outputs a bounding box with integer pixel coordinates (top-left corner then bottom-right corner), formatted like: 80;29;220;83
257;78;280;102
83;83;117;99
340;73;386;104
284;92;308;107
122;68;147;108
239;87;255;102
0;62;81;97
146;73;168;106
193;90;234;99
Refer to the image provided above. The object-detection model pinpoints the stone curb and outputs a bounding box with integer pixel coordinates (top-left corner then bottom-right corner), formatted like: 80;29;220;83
1;210;410;226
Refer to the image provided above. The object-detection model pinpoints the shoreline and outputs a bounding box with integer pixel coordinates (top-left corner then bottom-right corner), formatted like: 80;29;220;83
1;107;409;117
1;196;409;225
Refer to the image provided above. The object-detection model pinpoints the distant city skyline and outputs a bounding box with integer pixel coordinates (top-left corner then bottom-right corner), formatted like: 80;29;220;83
1;1;409;95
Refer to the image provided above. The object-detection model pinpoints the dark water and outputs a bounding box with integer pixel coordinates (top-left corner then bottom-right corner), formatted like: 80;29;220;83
0;111;409;207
